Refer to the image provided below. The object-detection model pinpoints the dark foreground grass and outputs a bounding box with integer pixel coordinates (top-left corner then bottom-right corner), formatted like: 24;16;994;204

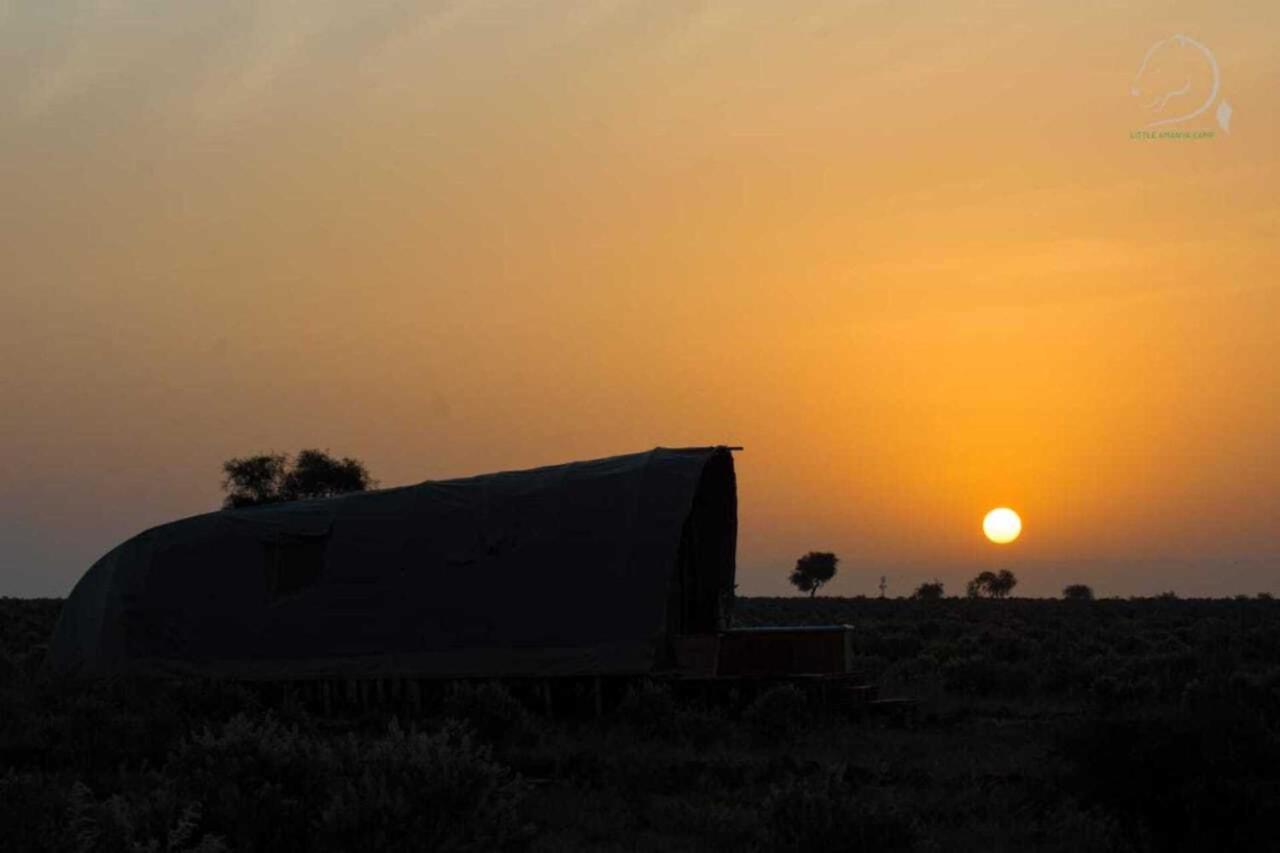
2;596;1279;851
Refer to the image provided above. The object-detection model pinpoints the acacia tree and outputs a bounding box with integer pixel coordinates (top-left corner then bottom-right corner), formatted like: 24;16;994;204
991;569;1017;598
1063;584;1094;601
222;449;375;508
220;453;288;508
912;580;945;600
789;552;838;598
966;570;1018;599
966;571;996;598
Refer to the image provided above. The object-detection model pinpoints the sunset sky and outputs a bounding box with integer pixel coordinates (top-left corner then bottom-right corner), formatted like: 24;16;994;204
3;1;1277;598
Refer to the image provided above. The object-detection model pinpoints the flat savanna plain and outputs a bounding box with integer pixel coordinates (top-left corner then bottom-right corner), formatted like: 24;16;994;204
3;596;1279;851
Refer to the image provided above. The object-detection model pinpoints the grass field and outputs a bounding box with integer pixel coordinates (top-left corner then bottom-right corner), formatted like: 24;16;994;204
3;595;1279;851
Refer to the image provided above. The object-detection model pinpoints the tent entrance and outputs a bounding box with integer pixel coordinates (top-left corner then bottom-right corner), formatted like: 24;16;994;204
672;448;737;636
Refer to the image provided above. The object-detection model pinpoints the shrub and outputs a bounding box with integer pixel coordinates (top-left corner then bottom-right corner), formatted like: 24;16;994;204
166;713;527;852
880;654;943;698
676;705;732;751
441;681;536;746
854;631;923;660
318;720;528;852
610;680;729;749
40;690;161;772
743;684;810;744
645;795;764;851
763;768;915;852
1090;675;1124;711
615;680;680;739
0;654;17;689
0;772;227;853
165;714;332;850
0;770;75;851
1059;706;1280;851
1029;801;1134;852
942;656;1034;698
64;781;229;853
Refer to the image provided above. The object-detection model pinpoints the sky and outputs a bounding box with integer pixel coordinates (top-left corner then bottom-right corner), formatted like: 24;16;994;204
2;0;1277;599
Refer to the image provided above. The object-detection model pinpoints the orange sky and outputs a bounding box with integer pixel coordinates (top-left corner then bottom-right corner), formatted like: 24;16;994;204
2;1;1277;597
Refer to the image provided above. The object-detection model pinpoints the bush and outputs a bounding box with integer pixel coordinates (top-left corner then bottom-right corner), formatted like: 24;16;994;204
441;681;536;746
166;714;527;852
1059;705;1280;851
0;772;227;853
63;781;229;853
763;767;915;852
644;794;764;851
616;680;681;739
0;771;75;851
318;720;528;852
743;684;810;744
1027;801;1134;852
37;690;161;772
165;714;333;849
942;655;1034;697
610;681;730;749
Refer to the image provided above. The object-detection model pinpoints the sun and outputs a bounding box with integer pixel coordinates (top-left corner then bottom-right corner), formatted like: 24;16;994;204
983;508;1022;544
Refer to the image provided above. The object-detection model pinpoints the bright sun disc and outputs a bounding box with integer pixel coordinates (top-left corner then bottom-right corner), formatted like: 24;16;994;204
983;508;1022;544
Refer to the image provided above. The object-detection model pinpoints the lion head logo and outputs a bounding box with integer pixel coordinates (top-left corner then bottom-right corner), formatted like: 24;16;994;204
1131;34;1232;132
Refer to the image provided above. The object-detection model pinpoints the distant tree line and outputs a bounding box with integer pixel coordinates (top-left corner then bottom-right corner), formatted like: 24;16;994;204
788;564;1103;601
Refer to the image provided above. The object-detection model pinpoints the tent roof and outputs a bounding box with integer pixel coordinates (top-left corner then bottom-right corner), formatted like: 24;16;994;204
49;446;738;679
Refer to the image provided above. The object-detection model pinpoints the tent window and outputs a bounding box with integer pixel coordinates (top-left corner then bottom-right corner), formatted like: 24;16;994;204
265;537;327;601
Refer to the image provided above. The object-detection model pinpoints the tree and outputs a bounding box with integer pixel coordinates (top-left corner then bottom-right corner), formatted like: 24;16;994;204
222;449;375;509
1062;584;1094;601
282;449;374;501
991;569;1017;599
966;571;996;598
789;552;838;598
221;452;288;508
966;570;1017;599
912;580;945;600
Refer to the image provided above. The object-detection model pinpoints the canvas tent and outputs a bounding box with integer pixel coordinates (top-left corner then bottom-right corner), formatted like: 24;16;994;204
49;447;738;679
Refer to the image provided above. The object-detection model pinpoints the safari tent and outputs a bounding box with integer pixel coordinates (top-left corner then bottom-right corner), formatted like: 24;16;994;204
48;447;738;680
